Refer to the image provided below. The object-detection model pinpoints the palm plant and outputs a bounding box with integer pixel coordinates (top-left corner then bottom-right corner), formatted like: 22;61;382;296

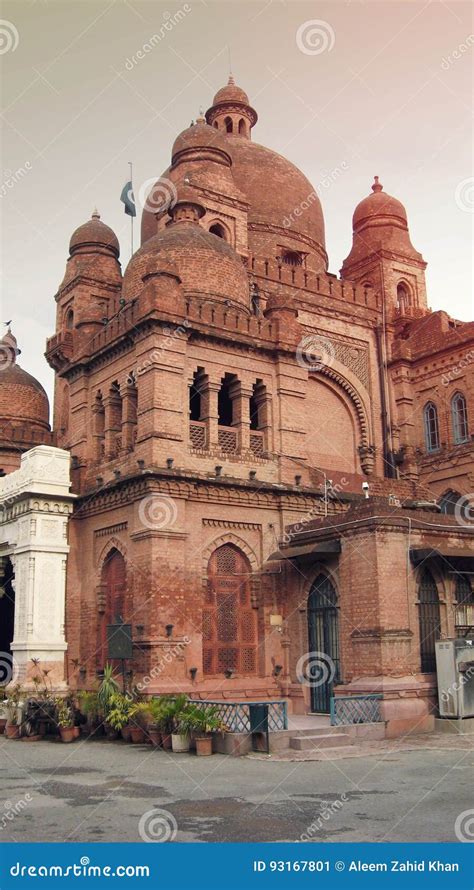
97;664;120;717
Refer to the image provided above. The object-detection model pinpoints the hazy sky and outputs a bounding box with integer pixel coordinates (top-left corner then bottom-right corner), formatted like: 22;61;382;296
1;0;472;403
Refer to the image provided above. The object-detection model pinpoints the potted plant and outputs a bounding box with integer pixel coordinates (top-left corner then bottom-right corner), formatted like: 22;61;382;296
170;697;196;753
154;694;186;750
106;693;135;741
98;664;120;723
129;701;150;744
77;691;101;735
145;698;166;748
5;685;23;739
55;699;75;743
0;694;7;734
192;705;227;756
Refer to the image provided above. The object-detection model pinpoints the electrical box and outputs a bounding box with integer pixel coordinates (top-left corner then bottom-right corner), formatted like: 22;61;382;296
435;638;474;718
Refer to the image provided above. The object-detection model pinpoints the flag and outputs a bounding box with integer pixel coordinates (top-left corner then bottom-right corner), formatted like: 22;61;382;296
120;180;136;217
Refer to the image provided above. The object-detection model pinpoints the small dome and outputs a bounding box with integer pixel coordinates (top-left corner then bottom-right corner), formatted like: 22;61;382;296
124;221;250;311
69;210;120;258
212;75;250;106
171;120;231;165
0;329;50;429
352;177;408;233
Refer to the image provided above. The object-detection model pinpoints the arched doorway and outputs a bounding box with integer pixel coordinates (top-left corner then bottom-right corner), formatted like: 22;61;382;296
307;574;340;713
418;569;441;673
0;558;15;684
99;549;126;668
203;544;257;676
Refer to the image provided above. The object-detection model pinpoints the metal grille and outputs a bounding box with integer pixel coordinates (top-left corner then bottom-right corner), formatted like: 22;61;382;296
418;569;441;673
331;694;383;726
218;426;237;453
191;700;288;733
307;574;340;714
203;544;257;676
190;421;206;449
250;432;264;456
455;575;474;631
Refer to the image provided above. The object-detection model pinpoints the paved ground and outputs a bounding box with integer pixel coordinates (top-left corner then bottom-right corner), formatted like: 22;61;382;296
0;734;472;843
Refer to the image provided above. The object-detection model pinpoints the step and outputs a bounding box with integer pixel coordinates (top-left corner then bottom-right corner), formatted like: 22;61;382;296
290;733;352;751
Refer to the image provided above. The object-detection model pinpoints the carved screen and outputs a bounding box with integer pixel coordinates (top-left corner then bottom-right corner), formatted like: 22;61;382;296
203;544;257;676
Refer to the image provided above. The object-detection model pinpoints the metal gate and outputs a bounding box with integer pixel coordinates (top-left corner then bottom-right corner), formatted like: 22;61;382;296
418;568;441;673
307;574;340;713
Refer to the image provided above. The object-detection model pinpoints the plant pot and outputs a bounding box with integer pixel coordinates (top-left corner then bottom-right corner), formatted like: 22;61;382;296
130;726;145;744
104;723;119;741
121;724;132;742
171;733;190;753
161;732;172;750
5;723;20;740
147;726;161;747
59;726;75;743
73;726;81;739
195;735;213;756
0;718;7;735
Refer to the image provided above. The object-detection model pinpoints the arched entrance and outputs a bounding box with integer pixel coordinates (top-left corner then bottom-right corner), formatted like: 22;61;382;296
307;574;340;713
0;558;15;684
418;569;441;673
99;548;126;668
203;543;257;676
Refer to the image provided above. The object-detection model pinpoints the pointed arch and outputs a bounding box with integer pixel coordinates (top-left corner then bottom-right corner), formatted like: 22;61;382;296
202;532;258;577
203;542;257;676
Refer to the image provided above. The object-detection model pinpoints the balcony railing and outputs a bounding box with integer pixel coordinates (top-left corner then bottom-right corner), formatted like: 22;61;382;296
250;430;265;456
190;421;207;450
218;425;237;453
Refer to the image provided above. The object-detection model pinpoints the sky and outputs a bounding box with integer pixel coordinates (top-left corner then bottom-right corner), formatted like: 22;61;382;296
0;0;472;402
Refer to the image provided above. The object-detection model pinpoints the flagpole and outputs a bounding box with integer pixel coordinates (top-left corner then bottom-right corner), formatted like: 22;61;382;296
129;160;134;258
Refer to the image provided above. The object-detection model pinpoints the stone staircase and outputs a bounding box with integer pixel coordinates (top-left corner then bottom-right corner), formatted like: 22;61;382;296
267;716;354;754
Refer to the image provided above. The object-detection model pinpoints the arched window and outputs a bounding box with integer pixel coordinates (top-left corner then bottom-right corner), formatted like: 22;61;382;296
65;308;74;330
203;544;257;676
217;373;238;452
307;575;340;713
417;569;441;673
451;392;469;444
455;574;474;631
93;391;105;460
281;250;303;267
396;282;411;310
238;118;246;136
423;402;440;452
99;548;126;668
438;489;462;515
209;222;227;240
189;367;208;450
224;116;233;133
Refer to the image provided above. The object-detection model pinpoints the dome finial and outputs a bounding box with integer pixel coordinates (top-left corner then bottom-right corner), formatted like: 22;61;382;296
92;207;100;219
372;176;383;193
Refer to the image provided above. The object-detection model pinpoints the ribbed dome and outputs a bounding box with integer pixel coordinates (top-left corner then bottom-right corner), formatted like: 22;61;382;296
125;220;250;311
172;121;231;164
353;177;407;232
212;76;250;106
69;210;120;258
0;330;50;430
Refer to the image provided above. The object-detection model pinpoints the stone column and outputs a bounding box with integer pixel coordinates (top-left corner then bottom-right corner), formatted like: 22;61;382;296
231;380;252;452
121;381;138;451
202;380;220;449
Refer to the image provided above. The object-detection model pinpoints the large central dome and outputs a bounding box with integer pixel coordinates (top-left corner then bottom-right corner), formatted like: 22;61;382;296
140;78;327;271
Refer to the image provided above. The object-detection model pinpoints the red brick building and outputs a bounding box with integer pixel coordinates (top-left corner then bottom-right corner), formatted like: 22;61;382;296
2;77;473;733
